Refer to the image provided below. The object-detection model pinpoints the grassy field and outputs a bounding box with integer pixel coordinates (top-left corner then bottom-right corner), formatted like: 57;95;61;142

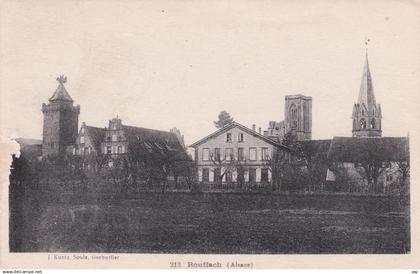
10;190;410;254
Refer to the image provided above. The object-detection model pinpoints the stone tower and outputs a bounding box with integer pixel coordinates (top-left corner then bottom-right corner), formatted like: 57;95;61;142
41;75;80;157
284;94;312;140
352;54;382;137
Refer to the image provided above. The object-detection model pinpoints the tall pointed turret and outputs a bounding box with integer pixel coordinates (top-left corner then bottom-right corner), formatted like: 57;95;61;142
49;75;73;102
352;53;382;137
41;75;80;157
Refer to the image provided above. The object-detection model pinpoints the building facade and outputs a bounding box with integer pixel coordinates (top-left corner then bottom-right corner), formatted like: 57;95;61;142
284;95;312;140
263;94;312;141
190;122;290;184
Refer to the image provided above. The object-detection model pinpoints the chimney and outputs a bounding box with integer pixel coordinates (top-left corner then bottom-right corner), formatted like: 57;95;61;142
258;127;261;134
252;124;256;131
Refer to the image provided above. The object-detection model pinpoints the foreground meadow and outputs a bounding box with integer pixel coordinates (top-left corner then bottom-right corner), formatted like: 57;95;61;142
10;190;410;254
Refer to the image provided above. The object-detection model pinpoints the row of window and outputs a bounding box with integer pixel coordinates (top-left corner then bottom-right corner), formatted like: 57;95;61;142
105;145;126;154
72;146;92;155
354;118;379;130
106;134;124;142
225;132;245;143
202;167;269;182
202;147;270;161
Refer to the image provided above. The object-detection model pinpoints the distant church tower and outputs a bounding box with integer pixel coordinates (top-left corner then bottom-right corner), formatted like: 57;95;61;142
352;53;382;137
42;75;80;157
284;95;312;140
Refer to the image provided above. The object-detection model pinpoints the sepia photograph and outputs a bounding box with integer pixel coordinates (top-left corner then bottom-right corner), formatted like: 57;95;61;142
1;0;419;269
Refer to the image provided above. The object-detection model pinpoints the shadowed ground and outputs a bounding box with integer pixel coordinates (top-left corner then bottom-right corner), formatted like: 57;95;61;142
10;190;410;254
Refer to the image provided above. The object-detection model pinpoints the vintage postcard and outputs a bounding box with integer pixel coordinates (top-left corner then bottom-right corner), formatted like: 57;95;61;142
0;0;419;270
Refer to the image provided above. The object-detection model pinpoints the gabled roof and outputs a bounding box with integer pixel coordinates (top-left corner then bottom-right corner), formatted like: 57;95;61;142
189;122;290;150
122;125;189;161
14;138;42;160
85;126;106;152
14;138;42;147
327;136;409;163
49;83;73;102
300;139;332;155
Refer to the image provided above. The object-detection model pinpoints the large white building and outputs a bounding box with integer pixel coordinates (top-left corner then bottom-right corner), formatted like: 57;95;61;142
190;122;290;184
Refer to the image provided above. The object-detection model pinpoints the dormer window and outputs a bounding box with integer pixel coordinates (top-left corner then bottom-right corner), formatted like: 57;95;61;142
80;136;85;144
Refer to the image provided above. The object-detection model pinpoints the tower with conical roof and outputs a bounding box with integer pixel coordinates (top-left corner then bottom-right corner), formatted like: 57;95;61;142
41;75;80;157
352;53;382;137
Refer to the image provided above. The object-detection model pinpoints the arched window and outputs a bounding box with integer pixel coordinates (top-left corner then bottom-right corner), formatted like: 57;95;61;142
371;118;376;129
360;118;367;129
290;104;297;128
353;119;356;130
303;102;308;131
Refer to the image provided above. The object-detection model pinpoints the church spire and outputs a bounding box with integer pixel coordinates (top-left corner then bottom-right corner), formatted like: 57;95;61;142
352;42;382;138
357;53;376;113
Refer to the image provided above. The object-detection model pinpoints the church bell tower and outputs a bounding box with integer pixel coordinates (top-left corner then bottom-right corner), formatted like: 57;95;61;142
41;75;80;157
352;52;382;137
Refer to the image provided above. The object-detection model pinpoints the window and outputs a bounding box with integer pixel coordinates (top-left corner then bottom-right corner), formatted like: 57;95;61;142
237;169;245;183
84;147;89;155
360;118;367;129
238;148;244;161
118;146;122;154
80;136;85;144
249;168;256;182
226;133;232;143
238;133;244;142
81;127;85;134
225;148;233;161
261;168;269;182
225;171;232;182
202;168;209;182
106;146;112;154
202;148;210;161
214;148;221;161
112;134;117;142
290;104;297;129
371;118;376;129
112;146;116;154
51;142;55;149
107;136;111;142
262;147;270;160
72;147;76;155
214;168;221;183
249;148;257;161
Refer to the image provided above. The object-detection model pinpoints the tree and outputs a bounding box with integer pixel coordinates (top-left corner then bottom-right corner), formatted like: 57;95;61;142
261;149;291;192
328;162;353;192
214;111;234;128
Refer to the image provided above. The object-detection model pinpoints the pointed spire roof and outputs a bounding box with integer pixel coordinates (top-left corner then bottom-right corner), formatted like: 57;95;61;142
49;75;73;102
357;53;376;112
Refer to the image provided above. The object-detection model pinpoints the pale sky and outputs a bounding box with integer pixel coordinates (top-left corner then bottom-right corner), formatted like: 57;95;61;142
1;0;419;146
